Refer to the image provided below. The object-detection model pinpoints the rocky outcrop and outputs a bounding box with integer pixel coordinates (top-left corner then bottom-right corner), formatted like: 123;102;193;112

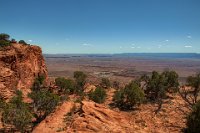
33;100;135;133
32;92;190;133
0;43;48;100
69;101;135;133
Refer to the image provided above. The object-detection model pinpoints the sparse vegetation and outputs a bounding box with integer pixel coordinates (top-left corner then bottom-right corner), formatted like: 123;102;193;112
112;81;120;89
74;71;87;94
162;70;179;92
186;73;200;104
141;70;179;101
0;33;11;47
29;88;60;123
179;72;200;107
29;76;60;124
113;81;145;109
55;77;75;94
10;38;17;43
1;90;33;132
32;75;45;91
89;86;107;103
18;40;27;45
186;101;200;133
100;78;111;89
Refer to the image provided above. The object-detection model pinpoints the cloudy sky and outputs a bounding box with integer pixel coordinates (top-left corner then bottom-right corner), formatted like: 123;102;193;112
0;0;200;54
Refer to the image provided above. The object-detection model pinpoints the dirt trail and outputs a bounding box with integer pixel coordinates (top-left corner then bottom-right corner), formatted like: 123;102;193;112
33;101;74;133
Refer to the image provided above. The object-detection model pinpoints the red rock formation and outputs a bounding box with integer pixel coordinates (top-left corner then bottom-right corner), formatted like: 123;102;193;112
70;101;135;133
32;87;190;133
0;43;48;100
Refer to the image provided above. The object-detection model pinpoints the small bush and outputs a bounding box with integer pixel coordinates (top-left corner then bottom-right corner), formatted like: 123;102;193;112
89;87;107;104
19;40;27;45
11;38;17;43
141;70;179;101
55;77;75;94
74;71;87;93
32;75;45;91
186;101;200;133
186;73;200;104
113;89;124;107
113;81;145;109
100;78;111;89
162;70;179;92
0;33;10;40
28;88;60;122
2;90;33;132
0;33;11;47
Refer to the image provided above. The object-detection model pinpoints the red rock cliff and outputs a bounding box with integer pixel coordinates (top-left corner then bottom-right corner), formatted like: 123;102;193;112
0;43;48;100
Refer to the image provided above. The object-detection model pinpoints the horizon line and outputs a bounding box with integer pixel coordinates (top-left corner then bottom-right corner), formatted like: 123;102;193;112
43;52;200;55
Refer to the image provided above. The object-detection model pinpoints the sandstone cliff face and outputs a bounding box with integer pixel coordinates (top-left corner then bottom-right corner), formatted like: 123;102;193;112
0;43;48;100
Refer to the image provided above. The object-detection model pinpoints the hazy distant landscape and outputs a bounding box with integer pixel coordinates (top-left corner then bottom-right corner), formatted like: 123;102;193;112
1;0;200;132
45;53;200;84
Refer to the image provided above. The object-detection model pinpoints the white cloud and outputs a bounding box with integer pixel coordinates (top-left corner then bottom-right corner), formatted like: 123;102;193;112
187;35;192;39
65;38;69;41
165;40;169;42
137;46;141;48
119;46;123;49
82;43;92;46
131;47;135;49
184;45;192;48
131;44;135;46
28;40;32;42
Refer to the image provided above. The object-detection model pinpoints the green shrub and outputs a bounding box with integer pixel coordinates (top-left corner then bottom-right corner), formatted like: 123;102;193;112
55;77;75;94
186;73;200;104
145;71;166;100
32;75;45;91
100;78;111;88
89;87;107;104
113;89;124;107
2;90;33;132
0;33;10;40
113;81;145;109
186;101;200;133
141;70;179;101
19;40;27;45
162;70;179;92
74;71;87;93
11;38;17;43
28;88;60;121
0;33;11;47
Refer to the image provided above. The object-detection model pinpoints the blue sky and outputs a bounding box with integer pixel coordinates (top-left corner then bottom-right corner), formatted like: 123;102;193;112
0;0;200;54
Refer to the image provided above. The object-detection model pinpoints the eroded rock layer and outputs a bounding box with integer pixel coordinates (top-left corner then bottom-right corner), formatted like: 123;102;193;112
0;43;47;100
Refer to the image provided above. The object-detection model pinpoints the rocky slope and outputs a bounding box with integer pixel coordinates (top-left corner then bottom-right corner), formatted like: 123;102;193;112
33;88;190;133
0;43;48;100
69;101;135;133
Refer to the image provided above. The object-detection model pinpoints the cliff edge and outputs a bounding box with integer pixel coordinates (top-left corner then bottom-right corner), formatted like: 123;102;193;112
0;43;48;100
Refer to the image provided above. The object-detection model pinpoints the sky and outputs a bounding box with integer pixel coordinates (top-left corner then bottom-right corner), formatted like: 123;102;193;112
0;0;200;54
